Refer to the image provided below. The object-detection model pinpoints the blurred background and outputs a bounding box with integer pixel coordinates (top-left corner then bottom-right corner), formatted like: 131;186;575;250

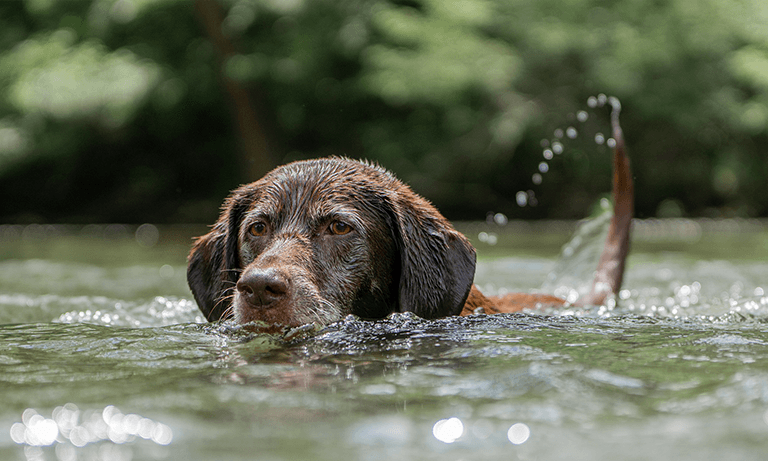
1;0;767;225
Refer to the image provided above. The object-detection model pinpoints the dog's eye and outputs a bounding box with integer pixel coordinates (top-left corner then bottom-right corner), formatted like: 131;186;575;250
249;222;267;237
329;221;352;235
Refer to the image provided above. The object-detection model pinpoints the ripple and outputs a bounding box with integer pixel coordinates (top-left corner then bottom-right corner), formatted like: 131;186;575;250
54;296;204;327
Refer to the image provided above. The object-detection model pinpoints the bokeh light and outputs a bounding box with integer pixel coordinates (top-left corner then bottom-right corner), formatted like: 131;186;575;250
10;404;173;450
507;422;531;445
432;417;464;444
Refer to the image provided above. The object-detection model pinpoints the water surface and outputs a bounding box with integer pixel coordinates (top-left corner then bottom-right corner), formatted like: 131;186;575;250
2;220;768;460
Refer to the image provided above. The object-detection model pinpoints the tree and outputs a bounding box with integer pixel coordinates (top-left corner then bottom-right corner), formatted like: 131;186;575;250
1;0;767;223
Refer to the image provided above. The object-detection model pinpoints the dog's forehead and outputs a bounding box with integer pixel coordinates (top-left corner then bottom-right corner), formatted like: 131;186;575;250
251;159;394;219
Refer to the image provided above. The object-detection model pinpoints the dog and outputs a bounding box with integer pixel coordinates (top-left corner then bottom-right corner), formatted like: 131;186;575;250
187;108;632;327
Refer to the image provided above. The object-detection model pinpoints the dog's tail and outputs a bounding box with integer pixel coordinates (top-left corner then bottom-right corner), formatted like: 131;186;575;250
461;99;633;316
578;98;633;306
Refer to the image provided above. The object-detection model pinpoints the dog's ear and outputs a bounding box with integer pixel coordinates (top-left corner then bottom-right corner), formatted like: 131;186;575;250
186;189;252;321
186;226;228;321
386;188;477;318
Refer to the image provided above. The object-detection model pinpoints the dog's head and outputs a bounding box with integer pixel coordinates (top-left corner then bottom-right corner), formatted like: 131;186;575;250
187;158;476;327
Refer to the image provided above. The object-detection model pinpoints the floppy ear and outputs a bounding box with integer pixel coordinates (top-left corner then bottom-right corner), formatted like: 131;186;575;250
387;189;477;318
186;189;252;321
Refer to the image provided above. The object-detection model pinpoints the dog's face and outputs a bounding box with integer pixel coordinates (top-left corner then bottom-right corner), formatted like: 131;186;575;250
229;161;400;326
187;158;476;327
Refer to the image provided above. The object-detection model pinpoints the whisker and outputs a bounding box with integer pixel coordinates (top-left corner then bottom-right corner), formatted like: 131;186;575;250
307;299;339;325
218;304;234;322
213;292;236;321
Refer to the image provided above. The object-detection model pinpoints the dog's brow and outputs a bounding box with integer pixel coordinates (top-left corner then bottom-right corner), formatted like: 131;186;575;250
316;209;365;229
244;206;277;225
246;195;364;233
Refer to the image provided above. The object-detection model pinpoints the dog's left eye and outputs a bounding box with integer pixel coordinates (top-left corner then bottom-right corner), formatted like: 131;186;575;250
329;221;352;235
249;222;268;236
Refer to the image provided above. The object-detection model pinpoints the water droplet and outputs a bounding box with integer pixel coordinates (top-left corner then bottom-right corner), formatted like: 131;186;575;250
566;126;577;139
594;133;605;145
532;173;542;185
577;110;588;122
493;213;508;226
597;93;608;106
554;128;564;139
538;162;549;173
587;96;598;108
552;142;564;154
608;95;621;111
516;191;528;207
543;148;553;160
607;137;616;148
540;139;550;148
527;190;538;206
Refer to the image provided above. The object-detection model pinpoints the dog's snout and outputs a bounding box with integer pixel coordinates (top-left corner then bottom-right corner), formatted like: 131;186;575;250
236;269;289;308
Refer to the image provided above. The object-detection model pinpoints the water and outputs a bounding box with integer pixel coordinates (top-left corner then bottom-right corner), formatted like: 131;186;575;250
3;220;768;460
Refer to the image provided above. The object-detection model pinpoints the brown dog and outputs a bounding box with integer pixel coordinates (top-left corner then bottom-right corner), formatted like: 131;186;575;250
187;108;632;327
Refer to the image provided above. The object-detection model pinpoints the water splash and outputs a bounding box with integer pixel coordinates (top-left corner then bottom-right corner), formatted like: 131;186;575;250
515;191;529;207
540;198;613;304
551;141;564;154
56;296;204;327
595;133;605;145
516;94;620;208
477;231;498;246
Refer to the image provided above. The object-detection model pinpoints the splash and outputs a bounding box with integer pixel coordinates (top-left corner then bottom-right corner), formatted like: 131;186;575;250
516;94;619;207
540;198;613;304
56;296;204;327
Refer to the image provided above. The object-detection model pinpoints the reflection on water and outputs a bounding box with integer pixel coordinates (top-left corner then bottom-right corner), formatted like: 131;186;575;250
507;422;531;445
3;221;768;460
432;417;530;446
10;404;172;449
432;417;463;443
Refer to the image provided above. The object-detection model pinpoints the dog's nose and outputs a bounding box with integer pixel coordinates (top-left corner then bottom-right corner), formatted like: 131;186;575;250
236;269;288;308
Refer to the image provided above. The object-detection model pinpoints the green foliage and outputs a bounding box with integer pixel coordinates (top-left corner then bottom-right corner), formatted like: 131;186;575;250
3;30;160;126
1;0;768;223
361;0;518;105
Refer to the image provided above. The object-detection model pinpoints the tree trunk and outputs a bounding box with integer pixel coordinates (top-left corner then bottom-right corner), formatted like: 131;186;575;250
195;0;278;181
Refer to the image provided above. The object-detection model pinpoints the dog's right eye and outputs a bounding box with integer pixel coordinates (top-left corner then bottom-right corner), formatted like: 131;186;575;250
249;222;267;237
329;221;352;235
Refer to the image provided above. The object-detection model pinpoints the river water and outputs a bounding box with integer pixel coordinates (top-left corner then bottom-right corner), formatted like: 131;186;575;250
2;219;768;460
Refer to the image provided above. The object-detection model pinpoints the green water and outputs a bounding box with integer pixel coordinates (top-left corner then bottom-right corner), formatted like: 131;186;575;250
2;220;768;460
